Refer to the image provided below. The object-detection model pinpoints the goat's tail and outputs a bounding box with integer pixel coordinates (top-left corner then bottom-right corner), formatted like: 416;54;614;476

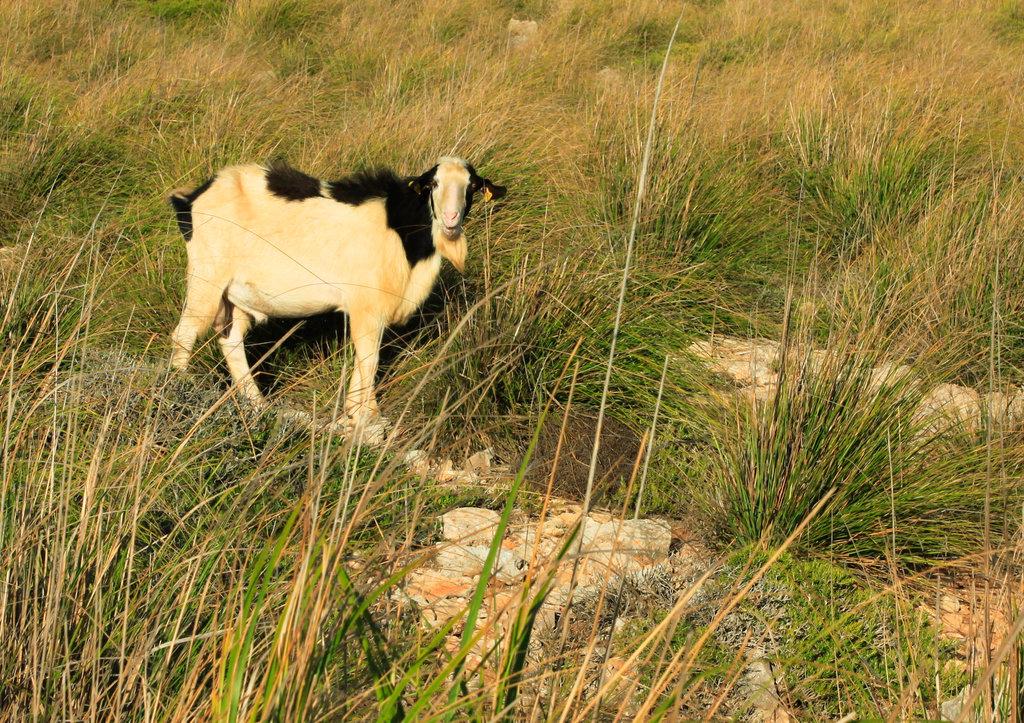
169;188;194;241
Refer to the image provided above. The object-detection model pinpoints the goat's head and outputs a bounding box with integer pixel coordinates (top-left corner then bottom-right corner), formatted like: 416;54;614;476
409;156;507;272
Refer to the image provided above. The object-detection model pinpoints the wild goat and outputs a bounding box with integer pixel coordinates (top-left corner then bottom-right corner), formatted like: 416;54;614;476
169;156;506;428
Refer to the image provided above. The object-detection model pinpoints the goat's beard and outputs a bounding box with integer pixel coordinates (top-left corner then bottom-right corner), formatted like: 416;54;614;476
436;234;467;273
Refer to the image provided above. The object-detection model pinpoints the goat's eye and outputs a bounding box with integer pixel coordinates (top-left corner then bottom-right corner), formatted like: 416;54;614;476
429;180;439;189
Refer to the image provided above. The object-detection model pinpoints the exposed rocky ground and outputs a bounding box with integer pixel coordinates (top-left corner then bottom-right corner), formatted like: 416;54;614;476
17;325;1020;719
386;493;1017;720
689;335;1024;432
385;335;1022;720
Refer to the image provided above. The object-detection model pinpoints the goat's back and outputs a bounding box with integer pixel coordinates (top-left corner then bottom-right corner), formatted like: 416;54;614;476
185;164;420;320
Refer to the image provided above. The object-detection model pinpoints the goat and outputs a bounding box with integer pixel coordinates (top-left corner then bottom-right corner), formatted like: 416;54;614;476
168;156;506;429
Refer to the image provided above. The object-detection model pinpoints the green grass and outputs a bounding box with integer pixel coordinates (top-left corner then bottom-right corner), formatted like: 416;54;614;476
2;0;1023;718
696;328;1024;565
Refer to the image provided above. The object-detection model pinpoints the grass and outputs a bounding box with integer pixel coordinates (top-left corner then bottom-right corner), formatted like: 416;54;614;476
2;0;1023;719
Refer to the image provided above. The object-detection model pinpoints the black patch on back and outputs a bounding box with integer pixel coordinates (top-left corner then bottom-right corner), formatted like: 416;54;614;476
329;168;401;205
326;168;437;268
265;159;323;201
169;176;214;241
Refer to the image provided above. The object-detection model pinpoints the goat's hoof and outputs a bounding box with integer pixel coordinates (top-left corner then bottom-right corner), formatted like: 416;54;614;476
347;414;390;446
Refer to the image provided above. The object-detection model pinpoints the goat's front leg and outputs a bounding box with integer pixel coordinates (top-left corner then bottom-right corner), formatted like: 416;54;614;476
346;313;385;424
171;278;225;370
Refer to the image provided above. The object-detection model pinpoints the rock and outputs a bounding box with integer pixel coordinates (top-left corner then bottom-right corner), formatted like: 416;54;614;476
573;517;674;578
689;337;780;389
419;597;466;628
580;518;672;560
441;507;500;544
398;568;474;628
451;466;479;484
918;383;982;432
739;652;786;722
508;18;537;49
940;685;970;721
403;567;474;606
982;390;1024;426
435;543;527;584
467;447;494;472
870;362;914;389
510;527;561;564
717;357;777;389
434;458;458;482
938;593;960;615
403;449;433;476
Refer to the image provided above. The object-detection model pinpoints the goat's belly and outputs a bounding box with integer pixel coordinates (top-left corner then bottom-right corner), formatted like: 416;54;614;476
227;280;347;319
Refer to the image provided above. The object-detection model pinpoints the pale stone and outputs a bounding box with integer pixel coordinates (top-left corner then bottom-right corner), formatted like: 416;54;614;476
869;362;914;389
938;593;960;614
750;382;780;403
466;448;494;472
918;383;982;432
689;337;780;361
714;357;777;388
435;544;526;584
982;390;1024;426
580;518;672;560
541;515;569;534
508;18;537;48
403;568;474;606
689;337;781;388
571;518;674;577
434;458;457;482
533;603;559;633
441;507;500;544
739;651;787;722
452;467;478;484
512;534;560;566
346;414;389;445
940;686;970;721
420;597;467;628
403;449;432;475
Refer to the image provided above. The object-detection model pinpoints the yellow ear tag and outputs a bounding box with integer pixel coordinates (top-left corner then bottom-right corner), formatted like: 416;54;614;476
484;187;493;202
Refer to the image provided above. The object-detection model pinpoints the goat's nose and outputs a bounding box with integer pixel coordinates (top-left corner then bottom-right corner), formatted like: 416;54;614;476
441;210;460;227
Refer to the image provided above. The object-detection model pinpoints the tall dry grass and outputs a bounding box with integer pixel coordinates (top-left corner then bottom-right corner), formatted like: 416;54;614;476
2;0;1023;719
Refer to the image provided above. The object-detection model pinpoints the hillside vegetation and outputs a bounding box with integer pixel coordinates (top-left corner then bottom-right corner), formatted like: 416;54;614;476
1;0;1022;719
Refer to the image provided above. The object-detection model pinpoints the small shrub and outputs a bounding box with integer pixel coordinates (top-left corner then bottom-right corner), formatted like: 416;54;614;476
692;551;965;719
697;335;1021;567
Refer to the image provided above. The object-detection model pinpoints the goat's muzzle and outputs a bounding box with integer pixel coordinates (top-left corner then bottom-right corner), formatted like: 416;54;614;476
440;210;462;240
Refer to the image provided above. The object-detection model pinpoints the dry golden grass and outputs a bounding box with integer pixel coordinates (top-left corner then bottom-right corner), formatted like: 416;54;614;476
2;0;1023;719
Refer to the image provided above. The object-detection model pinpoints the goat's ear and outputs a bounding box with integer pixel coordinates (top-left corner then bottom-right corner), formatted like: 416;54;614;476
482;180;507;202
408;166;438;195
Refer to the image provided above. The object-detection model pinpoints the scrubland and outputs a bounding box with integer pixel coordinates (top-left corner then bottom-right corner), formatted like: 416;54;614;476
1;0;1023;719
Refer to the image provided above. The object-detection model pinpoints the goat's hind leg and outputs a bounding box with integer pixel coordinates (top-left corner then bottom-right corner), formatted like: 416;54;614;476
217;301;263;406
